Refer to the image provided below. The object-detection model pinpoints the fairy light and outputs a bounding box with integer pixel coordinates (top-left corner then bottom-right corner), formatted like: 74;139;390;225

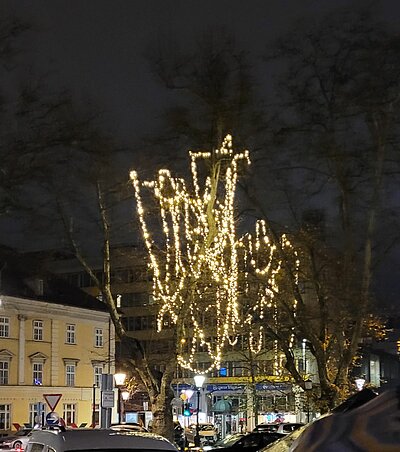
131;136;301;374
240;220;300;368
131;135;251;372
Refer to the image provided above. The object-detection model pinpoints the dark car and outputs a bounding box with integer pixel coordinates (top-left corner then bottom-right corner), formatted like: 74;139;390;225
205;432;286;452
173;421;187;450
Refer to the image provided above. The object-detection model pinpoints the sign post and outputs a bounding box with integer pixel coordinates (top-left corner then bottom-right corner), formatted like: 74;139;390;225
100;374;114;428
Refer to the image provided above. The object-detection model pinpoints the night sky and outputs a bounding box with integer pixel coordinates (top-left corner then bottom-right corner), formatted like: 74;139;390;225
4;0;397;142
1;0;400;307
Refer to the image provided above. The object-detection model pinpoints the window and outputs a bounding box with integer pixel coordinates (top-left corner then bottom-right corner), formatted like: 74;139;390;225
29;402;46;427
33;362;43;385
78;273;92;288
94;328;103;347
94;366;103;388
120;292;151;307
0;404;11;430
0;361;9;385
63;403;76;426
66;364;76;386
66;324;76;344
29;443;46;452
0;317;9;337
33;320;43;341
153;363;166;373
123;315;156;331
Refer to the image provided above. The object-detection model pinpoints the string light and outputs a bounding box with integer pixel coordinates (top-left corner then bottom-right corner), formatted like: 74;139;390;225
131;136;300;373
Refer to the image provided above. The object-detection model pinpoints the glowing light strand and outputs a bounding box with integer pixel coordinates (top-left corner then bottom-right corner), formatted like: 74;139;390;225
131;137;300;374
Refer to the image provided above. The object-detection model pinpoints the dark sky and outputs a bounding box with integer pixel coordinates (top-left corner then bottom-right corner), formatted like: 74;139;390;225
4;0;397;142
1;0;399;306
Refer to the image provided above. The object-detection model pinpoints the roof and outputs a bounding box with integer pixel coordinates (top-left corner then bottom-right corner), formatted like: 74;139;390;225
0;244;107;312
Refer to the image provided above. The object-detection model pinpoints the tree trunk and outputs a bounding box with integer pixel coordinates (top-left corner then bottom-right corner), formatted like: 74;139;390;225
150;381;175;441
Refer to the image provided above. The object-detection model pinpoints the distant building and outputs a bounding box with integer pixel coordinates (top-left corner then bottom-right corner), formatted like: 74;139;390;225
0;246;114;433
355;314;400;390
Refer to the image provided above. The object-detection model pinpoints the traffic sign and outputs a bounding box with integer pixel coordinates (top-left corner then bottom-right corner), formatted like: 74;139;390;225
43;394;62;411
101;390;115;408
46;412;60;425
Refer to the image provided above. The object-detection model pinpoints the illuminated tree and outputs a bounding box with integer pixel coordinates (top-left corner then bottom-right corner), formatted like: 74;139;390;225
131;136;300;376
131;135;249;373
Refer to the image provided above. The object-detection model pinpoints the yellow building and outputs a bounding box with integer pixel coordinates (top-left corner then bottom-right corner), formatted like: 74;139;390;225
0;294;114;433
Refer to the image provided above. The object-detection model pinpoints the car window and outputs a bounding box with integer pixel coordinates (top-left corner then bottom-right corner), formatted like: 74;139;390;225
28;443;45;452
283;424;302;433
257;424;277;432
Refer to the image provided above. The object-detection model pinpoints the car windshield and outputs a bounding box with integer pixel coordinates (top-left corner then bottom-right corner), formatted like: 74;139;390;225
16;430;31;436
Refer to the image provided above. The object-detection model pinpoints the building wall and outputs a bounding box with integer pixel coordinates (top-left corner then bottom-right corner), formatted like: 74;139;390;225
0;296;114;432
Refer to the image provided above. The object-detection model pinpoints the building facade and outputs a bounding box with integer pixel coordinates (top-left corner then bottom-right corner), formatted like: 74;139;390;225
0;295;114;433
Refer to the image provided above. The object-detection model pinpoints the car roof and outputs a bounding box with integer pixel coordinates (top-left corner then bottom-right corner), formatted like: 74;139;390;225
28;429;177;451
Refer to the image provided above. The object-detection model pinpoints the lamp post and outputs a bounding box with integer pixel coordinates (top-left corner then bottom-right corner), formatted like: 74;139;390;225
194;375;205;448
121;390;130;423
114;372;127;424
92;384;96;428
304;379;312;423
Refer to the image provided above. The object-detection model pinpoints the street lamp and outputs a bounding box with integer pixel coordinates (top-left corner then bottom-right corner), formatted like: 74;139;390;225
194;375;206;448
114;372;127;424
355;377;366;391
121;390;130;422
92;384;96;428
304;379;312;423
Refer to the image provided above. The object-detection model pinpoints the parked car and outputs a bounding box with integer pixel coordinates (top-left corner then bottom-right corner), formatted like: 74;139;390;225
204;432;286;451
0;428;33;450
185;423;218;445
253;423;304;435
26;428;178;452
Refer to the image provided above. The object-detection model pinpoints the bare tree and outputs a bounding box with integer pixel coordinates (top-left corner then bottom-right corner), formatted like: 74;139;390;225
246;7;400;409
